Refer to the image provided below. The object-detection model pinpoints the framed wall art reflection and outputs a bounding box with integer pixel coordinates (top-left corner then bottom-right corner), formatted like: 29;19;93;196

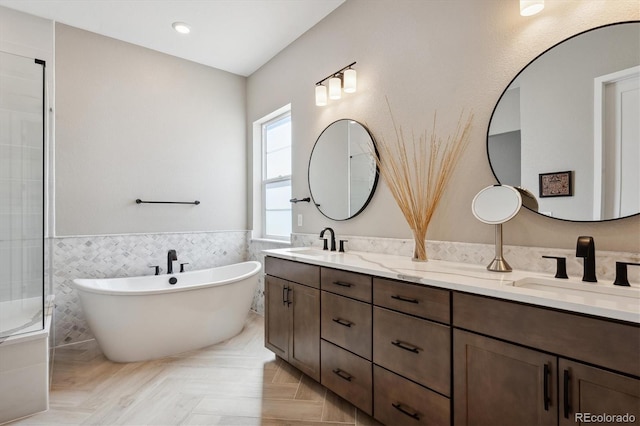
539;171;572;198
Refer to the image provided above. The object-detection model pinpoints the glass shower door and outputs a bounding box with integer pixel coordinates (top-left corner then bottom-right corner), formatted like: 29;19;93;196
0;51;45;339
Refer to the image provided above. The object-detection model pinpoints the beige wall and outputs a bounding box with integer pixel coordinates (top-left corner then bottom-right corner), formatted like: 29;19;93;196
55;24;247;236
247;0;640;252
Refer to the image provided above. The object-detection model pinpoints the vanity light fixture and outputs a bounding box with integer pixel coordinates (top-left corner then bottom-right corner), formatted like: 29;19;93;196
314;62;356;106
520;0;544;16
328;76;342;100
315;84;328;106
172;21;191;34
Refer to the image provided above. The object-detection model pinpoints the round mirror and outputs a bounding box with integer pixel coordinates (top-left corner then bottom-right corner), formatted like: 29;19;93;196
487;21;640;222
308;120;379;220
472;185;522;225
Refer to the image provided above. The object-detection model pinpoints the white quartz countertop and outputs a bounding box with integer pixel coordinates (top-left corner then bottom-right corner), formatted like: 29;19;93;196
263;247;640;324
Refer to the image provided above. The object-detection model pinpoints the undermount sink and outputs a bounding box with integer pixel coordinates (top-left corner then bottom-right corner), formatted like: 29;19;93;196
510;277;640;308
287;248;330;257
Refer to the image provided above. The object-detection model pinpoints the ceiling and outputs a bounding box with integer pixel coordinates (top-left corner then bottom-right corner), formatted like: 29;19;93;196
0;0;345;76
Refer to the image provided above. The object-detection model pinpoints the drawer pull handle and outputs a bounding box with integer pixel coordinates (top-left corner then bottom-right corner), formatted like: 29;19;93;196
333;281;353;288
392;402;421;421
563;369;571;419
282;285;288;306
332;318;353;328
543;363;550;411
391;340;421;354
391;294;419;304
286;287;292;306
332;368;352;382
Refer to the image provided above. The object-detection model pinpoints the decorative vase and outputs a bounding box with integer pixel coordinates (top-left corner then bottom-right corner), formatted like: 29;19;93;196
412;232;428;262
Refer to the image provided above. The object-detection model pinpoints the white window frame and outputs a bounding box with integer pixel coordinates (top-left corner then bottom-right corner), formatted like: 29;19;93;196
252;104;292;241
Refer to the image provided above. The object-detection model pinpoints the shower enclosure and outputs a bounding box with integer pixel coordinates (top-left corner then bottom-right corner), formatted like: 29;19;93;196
0;50;45;340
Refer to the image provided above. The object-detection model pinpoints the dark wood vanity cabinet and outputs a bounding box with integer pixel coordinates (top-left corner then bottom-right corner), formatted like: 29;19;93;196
265;256;639;426
264;257;321;381
453;292;640;426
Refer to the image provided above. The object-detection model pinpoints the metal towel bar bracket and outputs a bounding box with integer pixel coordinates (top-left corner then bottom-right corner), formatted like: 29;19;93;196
289;197;311;203
136;199;200;205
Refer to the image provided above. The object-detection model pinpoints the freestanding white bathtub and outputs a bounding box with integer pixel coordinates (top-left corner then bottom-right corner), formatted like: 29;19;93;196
73;261;261;362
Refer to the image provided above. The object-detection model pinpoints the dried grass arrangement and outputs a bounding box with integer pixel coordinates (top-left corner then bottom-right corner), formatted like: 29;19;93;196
373;102;473;261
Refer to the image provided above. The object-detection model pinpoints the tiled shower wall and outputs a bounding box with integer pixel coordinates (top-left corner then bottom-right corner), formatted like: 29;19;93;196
51;231;249;346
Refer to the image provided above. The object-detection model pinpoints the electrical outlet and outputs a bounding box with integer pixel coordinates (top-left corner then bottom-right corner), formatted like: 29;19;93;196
297;214;303;227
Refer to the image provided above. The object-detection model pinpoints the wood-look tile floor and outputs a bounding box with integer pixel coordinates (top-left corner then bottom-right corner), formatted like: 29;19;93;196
13;312;382;426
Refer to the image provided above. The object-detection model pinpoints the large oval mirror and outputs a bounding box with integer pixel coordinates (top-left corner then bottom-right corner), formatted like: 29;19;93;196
488;21;639;222
308;119;379;220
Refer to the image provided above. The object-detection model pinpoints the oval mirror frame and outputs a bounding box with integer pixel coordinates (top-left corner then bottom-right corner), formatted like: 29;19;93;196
308;119;379;221
486;20;640;222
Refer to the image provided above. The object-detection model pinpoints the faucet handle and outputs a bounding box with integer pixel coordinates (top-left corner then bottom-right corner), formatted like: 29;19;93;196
542;256;568;279
180;262;189;273
149;265;160;275
613;261;640;287
339;240;348;253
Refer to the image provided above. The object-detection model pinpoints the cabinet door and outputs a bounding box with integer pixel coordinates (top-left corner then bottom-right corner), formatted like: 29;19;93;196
289;282;321;381
264;275;289;359
559;359;640;425
454;329;557;426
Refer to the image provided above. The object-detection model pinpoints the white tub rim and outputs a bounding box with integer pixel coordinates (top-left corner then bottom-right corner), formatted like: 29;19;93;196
73;261;261;296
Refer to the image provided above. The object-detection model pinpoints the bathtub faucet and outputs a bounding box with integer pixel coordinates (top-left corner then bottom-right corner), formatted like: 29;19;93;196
167;250;178;274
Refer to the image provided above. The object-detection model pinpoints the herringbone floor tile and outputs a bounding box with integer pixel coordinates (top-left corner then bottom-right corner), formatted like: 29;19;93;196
12;313;381;426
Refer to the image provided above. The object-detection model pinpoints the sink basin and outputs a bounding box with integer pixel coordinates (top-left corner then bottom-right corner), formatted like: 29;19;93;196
510;277;640;309
286;248;330;257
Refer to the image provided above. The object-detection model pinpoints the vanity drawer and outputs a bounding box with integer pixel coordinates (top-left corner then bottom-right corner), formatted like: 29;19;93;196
373;277;450;323
321;339;372;415
373;306;451;396
373;365;450;426
321;267;372;302
265;256;320;289
321;291;372;360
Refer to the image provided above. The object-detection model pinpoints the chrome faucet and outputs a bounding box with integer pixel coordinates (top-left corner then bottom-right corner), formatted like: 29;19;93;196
320;227;336;251
167;249;178;274
576;236;597;282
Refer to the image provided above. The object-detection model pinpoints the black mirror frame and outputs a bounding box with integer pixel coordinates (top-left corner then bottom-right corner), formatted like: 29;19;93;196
308;119;380;221
486;20;640;223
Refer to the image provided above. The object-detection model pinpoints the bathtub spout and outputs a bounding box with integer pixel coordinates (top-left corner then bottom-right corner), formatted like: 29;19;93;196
167;250;178;274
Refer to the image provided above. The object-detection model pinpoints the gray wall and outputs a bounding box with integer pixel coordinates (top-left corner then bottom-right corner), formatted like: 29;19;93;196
55;24;247;236
247;0;640;252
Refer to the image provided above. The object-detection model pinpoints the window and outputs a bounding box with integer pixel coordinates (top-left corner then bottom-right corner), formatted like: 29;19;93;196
261;112;291;240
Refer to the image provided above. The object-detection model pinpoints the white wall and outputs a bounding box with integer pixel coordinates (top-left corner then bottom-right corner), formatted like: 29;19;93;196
55;24;247;236
247;0;640;252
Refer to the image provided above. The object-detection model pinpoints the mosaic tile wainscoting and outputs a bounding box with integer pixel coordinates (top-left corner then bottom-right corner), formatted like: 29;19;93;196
52;231;250;347
291;233;640;285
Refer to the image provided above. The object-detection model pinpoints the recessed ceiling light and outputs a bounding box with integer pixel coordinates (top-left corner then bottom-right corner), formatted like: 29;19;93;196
172;22;191;34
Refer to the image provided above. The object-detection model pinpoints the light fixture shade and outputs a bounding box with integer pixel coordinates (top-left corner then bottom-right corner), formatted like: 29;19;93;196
315;85;327;106
343;69;357;93
329;77;342;100
520;0;544;16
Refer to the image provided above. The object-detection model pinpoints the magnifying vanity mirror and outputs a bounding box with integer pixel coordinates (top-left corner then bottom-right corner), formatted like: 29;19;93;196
308;119;379;220
487;21;640;222
472;185;523;272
